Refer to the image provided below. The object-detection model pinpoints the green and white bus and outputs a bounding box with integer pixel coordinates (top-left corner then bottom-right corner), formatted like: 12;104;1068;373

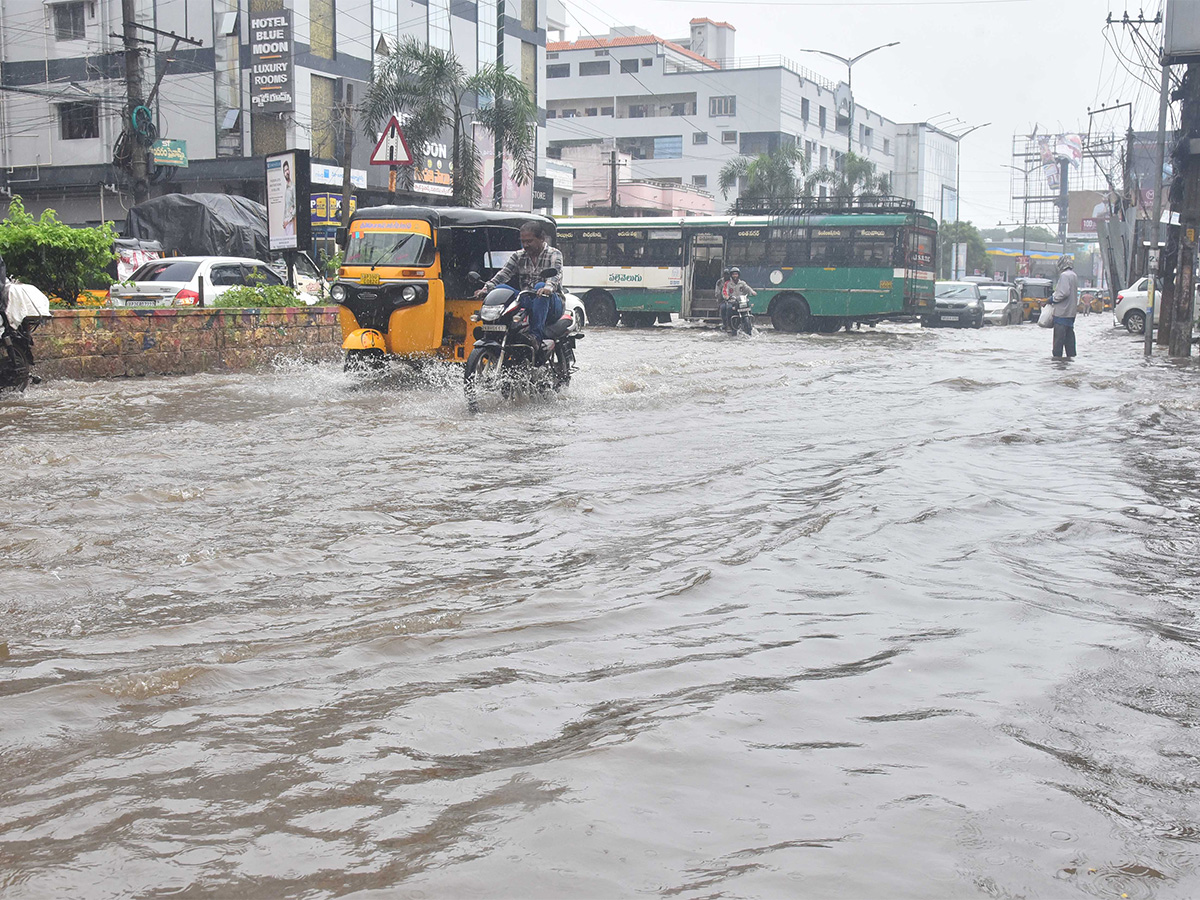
556;199;937;332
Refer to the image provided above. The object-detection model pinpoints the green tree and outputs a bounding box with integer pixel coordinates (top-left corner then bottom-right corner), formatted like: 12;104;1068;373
939;220;992;278
360;36;537;207
718;143;809;202
805;151;891;200
0;196;117;306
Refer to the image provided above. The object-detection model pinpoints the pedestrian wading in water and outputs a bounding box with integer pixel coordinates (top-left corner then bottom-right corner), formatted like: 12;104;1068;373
1047;255;1079;358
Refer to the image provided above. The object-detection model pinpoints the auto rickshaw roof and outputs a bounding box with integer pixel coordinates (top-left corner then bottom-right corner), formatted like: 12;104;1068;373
349;205;555;234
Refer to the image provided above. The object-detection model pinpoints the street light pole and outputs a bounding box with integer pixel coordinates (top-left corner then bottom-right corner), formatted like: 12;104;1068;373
946;122;988;279
1001;163;1032;258
796;42;899;156
953;122;989;225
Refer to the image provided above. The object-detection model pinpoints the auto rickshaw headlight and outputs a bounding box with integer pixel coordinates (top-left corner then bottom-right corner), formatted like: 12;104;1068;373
401;285;418;302
331;284;347;302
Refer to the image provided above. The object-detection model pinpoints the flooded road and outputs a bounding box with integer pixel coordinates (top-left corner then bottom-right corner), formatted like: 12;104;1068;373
4;316;1200;898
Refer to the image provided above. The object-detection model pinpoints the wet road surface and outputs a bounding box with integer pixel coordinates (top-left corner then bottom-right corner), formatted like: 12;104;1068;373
4;316;1200;898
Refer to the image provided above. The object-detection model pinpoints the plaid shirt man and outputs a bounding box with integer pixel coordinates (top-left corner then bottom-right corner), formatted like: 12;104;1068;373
483;244;564;295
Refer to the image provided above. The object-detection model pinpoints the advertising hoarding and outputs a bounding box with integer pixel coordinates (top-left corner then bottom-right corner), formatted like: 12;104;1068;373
310;193;357;226
265;149;310;251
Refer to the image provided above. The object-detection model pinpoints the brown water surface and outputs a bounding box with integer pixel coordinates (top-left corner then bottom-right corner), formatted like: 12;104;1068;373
3;317;1200;898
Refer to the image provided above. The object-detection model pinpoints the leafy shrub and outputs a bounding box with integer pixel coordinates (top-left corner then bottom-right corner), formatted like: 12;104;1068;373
0;196;117;307
211;284;302;308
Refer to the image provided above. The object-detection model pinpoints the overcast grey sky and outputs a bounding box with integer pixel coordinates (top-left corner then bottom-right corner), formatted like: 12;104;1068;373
561;0;1169;229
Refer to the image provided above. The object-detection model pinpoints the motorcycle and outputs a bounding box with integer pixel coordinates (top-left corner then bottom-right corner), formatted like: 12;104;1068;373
726;293;754;335
0;275;51;392
464;274;582;412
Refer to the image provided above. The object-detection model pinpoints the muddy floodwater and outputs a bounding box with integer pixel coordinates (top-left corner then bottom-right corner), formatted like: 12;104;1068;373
5;316;1200;899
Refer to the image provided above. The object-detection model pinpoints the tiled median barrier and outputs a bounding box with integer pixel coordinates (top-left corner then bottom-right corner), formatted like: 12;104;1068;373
37;307;342;379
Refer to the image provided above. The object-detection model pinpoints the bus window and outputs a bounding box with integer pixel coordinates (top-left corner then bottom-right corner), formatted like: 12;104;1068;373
571;232;610;266
810;240;851;267
766;228;806;266
726;238;767;266
907;231;935;269
645;229;683;264
610;230;647;265
853;242;892;266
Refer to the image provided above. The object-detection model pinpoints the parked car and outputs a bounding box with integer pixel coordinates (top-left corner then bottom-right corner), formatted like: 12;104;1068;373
110;257;304;308
1113;276;1163;334
977;282;1023;325
1112;277;1200;334
563;291;586;329
927;281;985;328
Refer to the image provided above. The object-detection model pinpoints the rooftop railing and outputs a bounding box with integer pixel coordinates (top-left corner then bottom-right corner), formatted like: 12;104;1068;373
667;54;838;91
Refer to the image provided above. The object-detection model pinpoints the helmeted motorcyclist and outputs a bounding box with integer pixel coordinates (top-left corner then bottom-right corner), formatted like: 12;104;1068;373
722;267;756;332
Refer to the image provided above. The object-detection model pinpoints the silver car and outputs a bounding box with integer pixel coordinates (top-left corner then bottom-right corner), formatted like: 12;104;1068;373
978;282;1023;325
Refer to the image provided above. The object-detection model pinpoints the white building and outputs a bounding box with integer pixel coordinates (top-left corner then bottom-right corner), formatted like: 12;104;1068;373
545;18;905;213
0;0;549;226
892;123;960;224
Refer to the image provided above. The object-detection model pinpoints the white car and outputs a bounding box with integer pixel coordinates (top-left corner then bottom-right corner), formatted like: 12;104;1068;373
110;257;306;308
563;291;586;330
1113;276;1198;334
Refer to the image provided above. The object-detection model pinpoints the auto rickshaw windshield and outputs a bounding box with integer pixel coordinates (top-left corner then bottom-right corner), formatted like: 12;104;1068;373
345;230;431;267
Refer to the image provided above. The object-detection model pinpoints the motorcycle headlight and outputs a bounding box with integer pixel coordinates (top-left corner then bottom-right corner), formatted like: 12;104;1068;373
331;284;346;302
401;285;418;302
480;305;502;322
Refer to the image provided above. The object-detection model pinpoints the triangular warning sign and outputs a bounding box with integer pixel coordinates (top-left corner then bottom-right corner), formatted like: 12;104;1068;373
369;116;414;166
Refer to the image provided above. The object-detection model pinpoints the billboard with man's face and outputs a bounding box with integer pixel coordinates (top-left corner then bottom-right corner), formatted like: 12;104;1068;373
266;149;310;251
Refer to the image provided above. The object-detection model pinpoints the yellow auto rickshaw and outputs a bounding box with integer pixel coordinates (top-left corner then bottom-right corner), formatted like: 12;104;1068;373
1015;276;1054;322
332;206;554;368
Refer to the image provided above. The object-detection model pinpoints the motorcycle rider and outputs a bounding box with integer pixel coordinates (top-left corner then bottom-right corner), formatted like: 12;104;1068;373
474;221;563;360
723;267;757;332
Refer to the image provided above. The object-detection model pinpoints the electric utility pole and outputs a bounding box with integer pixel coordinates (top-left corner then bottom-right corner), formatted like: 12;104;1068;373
339;82;355;229
609;149;619;216
114;8;200;205
1169;62;1200;357
120;0;149;203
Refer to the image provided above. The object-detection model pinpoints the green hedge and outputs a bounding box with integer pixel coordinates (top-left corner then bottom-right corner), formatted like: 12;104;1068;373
211;284;302;308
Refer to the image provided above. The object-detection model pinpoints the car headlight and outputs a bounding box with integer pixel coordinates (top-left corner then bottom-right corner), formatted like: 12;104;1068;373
401;285;417;302
331;284;346;302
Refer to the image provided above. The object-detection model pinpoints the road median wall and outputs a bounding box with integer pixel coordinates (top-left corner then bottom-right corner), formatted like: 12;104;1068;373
38;307;342;379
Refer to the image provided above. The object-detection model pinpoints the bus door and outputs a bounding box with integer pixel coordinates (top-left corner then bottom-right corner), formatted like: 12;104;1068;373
684;232;724;318
904;228;936;314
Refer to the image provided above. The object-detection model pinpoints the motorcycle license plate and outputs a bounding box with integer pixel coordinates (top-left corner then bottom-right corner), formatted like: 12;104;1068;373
359;272;380;285
480;324;507;331
941;315;959;322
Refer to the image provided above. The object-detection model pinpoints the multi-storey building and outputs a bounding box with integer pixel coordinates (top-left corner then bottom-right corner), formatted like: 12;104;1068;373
0;0;551;226
892;123;960;223
545;18;951;218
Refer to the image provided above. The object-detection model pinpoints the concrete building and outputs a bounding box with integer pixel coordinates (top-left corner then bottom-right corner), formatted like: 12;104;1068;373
892;123;960;224
544;18;906;214
0;0;550;227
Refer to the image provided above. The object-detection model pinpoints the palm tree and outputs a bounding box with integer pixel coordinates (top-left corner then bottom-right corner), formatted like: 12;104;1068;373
718;143;808;202
360;37;537;207
805;151;891;201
